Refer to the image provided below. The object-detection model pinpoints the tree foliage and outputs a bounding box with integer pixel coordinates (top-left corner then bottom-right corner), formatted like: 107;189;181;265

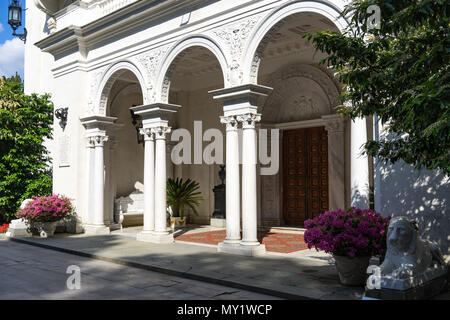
0;75;54;223
305;0;449;175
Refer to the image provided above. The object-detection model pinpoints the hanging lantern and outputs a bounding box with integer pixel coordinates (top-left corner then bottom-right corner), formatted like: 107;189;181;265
8;0;27;42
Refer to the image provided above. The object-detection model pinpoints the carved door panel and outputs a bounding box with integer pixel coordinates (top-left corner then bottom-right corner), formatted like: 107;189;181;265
283;127;329;226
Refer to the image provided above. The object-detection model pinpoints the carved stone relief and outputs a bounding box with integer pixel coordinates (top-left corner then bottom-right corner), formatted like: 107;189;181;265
213;15;261;85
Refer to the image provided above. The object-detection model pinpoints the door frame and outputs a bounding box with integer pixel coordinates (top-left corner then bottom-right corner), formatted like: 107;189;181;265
259;115;346;227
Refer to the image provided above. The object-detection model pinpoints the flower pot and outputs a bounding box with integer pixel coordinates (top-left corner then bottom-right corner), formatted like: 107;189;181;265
333;255;371;286
31;221;59;238
170;217;187;229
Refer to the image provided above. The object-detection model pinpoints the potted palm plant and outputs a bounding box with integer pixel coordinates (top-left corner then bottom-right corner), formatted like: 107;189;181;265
167;178;203;228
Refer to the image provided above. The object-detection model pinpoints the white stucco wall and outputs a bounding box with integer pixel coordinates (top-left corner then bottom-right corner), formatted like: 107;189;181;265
376;162;450;259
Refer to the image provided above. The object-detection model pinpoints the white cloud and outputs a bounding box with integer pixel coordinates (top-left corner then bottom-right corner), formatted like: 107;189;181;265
0;38;24;79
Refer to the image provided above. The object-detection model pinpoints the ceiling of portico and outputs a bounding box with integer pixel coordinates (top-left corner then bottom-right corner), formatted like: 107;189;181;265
257;12;340;82
169;46;224;93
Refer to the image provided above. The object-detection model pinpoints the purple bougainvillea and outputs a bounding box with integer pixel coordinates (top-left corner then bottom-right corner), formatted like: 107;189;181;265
16;195;74;223
304;207;390;258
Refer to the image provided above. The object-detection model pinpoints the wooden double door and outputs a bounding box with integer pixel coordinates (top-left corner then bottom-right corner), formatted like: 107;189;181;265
283;127;329;226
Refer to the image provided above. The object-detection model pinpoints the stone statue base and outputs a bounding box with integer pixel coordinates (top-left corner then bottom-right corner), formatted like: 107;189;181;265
5;219;31;238
365;265;448;300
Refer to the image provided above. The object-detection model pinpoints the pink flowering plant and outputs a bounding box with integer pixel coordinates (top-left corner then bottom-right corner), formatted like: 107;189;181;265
16;195;74;223
304;207;390;258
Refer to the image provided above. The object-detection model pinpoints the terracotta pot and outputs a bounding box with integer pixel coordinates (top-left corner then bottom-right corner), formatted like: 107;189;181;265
31;221;59;238
333;254;371;286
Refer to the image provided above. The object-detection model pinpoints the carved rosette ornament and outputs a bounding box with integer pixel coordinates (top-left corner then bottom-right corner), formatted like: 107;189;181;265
237;113;261;129
214;16;261;85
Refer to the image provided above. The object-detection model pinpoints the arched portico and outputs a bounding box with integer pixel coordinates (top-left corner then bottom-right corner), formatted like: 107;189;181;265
95;60;149;116
155;35;231;103
81;64;146;235
242;0;349;84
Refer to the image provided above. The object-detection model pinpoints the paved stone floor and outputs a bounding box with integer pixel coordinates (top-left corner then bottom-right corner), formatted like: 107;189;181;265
0;240;279;300
2;232;448;300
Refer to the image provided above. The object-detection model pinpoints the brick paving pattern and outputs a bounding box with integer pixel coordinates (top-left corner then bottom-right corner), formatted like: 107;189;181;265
174;230;309;253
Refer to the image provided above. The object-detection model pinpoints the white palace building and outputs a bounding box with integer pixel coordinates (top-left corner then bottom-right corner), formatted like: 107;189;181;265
25;0;449;258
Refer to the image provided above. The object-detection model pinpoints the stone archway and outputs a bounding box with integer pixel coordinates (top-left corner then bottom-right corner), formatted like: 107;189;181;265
242;0;349;84
94;60;148;116
155;35;231;103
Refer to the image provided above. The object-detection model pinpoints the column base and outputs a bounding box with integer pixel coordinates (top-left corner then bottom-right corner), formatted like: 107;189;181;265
84;224;111;235
218;242;266;256
108;223;122;231
210;218;226;228
137;231;174;244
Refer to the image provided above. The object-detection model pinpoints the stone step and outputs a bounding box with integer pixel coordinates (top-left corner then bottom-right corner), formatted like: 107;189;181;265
261;226;306;235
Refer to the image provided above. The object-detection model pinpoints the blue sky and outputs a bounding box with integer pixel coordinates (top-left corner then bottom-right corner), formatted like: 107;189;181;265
0;1;25;79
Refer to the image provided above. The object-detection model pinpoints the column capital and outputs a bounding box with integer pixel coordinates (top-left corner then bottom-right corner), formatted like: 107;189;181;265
322;114;346;133
220;115;239;130
86;136;96;148
154;126;171;140
93;135;109;147
237;113;261;129
139;127;155;141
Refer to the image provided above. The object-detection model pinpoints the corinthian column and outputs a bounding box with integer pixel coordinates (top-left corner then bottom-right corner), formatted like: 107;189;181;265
219;116;241;246
93;134;108;226
137;128;156;242
130;103;180;244
152;125;174;243
238;113;262;248
210;84;271;256
81;116;117;235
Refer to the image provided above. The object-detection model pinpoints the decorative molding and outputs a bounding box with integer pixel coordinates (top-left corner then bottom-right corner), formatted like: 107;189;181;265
322;114;346;133
214;15;261;85
93;135;109;147
153;126;172;139
261;63;340;123
249;18;288;84
98;0;140;16
88;68;107;115
136;45;170;101
220;115;239;130
237;113;261;129
139;127;155;141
